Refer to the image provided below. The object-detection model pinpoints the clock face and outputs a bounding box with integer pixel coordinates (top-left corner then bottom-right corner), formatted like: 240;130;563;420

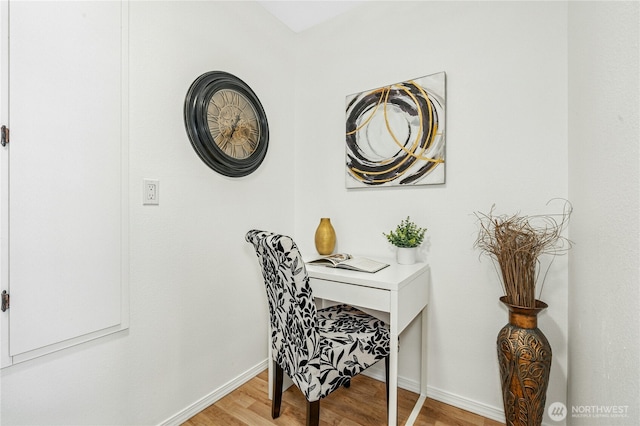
184;71;269;177
207;89;261;160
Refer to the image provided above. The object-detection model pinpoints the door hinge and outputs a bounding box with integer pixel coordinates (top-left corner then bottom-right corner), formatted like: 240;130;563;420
1;125;8;147
1;290;8;312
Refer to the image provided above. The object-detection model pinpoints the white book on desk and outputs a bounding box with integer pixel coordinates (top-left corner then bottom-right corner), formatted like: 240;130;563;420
306;253;389;273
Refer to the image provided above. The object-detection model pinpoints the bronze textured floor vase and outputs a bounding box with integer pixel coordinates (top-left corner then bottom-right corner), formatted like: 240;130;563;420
497;296;551;426
474;202;571;426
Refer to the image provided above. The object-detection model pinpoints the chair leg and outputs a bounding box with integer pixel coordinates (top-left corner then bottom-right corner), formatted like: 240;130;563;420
385;355;390;416
272;362;284;419
306;400;320;426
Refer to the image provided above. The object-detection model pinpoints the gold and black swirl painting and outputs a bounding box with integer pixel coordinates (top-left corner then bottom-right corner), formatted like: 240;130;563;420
345;72;446;188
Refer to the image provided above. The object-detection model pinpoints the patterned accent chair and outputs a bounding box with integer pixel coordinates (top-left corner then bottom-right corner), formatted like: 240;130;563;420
246;230;391;426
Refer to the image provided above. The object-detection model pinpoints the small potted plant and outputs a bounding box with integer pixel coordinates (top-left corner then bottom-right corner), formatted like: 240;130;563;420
383;216;427;264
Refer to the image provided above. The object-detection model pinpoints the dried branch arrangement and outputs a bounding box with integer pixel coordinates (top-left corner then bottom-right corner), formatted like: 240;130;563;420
474;200;572;308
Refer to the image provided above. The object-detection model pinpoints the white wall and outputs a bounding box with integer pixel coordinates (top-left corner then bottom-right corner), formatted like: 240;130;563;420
293;1;569;422
568;1;640;424
1;1;295;424
2;1;638;425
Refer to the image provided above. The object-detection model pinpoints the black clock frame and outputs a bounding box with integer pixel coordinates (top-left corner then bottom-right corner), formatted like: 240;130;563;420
184;71;269;177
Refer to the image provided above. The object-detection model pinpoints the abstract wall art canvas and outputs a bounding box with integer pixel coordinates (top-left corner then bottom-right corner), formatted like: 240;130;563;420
345;72;446;188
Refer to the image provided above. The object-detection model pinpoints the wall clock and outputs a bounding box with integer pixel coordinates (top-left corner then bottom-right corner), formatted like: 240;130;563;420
184;71;269;177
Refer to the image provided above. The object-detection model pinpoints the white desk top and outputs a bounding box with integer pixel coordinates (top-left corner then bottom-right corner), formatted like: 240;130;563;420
305;257;430;291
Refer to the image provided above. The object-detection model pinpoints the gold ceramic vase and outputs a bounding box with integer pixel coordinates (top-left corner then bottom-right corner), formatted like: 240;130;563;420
314;218;336;255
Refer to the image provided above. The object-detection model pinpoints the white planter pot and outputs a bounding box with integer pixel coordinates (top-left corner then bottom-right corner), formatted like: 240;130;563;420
396;247;417;265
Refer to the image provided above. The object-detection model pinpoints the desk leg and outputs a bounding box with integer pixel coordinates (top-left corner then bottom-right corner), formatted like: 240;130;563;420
421;307;428;396
388;330;399;426
405;307;428;425
388;291;399;426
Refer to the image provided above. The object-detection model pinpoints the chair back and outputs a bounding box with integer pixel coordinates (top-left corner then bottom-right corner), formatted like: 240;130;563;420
246;230;320;378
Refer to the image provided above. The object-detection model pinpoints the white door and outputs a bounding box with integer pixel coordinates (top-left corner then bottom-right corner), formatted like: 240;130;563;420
0;0;128;366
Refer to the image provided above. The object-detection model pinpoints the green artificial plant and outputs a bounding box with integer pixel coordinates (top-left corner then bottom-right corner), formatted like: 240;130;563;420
383;216;427;248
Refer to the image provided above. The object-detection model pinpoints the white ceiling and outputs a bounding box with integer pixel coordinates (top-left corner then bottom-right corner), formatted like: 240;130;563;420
257;1;366;33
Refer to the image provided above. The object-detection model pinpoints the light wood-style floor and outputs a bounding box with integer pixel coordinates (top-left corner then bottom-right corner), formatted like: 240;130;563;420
184;370;505;426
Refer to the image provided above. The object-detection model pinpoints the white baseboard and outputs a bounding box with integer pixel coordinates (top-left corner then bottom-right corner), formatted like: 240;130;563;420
158;359;268;426
426;384;506;424
160;359;505;426
362;369;506;424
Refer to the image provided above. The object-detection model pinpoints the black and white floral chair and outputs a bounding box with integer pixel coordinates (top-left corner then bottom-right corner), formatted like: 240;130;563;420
246;230;391;426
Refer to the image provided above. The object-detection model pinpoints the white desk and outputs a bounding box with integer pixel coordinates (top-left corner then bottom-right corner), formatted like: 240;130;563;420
307;259;430;426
